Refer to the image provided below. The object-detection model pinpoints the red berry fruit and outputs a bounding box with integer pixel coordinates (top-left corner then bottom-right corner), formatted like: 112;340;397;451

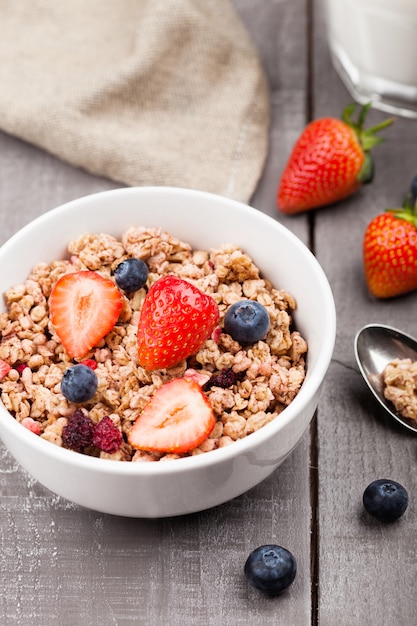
277;103;393;214
128;378;216;454
49;270;123;359
363;198;417;298
137;275;219;370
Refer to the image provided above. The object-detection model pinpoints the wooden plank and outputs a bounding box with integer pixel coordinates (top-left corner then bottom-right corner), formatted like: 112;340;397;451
0;1;314;625
313;0;417;624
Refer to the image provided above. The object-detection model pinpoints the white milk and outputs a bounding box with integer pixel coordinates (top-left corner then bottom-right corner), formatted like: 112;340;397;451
325;0;417;117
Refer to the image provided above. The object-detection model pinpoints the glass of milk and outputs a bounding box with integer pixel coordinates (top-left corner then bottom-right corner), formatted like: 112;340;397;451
324;0;417;118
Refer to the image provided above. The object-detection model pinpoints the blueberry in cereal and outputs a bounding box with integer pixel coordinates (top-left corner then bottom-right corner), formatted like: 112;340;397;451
0;227;308;462
114;258;149;292
223;299;270;344
61;364;98;403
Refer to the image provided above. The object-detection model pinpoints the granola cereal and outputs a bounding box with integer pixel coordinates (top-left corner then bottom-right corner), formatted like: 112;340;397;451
0;227;308;461
382;358;417;422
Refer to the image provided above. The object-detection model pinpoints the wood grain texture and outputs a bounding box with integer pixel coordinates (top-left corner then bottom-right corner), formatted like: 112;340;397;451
314;1;417;624
0;2;313;625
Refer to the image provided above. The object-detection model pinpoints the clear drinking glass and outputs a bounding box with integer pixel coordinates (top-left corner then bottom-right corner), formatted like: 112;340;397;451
324;0;417;119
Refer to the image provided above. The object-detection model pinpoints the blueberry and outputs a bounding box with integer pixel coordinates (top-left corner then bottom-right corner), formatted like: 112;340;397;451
244;545;297;595
224;300;270;344
61;364;98;403
363;479;408;522
114;258;148;292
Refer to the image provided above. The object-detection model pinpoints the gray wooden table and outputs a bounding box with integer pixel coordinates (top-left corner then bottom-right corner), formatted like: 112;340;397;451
1;1;417;624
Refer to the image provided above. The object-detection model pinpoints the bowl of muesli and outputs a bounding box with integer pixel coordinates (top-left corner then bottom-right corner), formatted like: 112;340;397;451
0;187;336;517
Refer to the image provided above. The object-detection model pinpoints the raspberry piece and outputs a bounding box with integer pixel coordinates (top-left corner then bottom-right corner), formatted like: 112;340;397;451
15;363;29;374
79;359;98;370
62;409;94;451
204;367;240;390
92;416;123;453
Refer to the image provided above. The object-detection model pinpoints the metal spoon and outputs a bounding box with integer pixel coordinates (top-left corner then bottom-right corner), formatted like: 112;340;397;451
354;323;417;434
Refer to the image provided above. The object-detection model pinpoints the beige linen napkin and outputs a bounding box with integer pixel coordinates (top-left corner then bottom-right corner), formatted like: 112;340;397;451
0;0;270;202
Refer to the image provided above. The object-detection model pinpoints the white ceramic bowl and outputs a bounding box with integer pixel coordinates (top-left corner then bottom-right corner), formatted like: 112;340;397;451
0;187;336;517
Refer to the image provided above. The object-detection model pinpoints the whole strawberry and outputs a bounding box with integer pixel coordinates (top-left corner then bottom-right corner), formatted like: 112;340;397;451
137;275;219;370
277;103;393;214
363;197;417;298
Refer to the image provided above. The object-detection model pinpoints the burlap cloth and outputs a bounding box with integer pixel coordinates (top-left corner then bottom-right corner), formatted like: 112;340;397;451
0;0;270;202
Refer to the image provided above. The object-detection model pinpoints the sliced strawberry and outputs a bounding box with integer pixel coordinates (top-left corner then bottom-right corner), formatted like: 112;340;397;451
49;271;123;359
137;275;219;370
128;378;216;454
0;359;11;380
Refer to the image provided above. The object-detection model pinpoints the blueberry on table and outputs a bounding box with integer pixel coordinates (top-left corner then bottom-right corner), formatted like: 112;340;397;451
363;479;408;522
114;258;148;292
61;364;98;403
244;545;297;595
224;300;270;344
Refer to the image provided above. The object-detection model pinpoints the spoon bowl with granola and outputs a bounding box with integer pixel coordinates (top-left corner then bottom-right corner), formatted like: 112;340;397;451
0;187;336;517
355;323;417;434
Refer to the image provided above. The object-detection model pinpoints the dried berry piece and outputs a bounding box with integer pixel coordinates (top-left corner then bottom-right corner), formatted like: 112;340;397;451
79;359;98;370
21;417;41;435
62;409;94;451
92;416;123;453
204;367;240;390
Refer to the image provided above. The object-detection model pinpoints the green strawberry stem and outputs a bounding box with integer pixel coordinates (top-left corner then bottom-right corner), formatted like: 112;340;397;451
389;195;417;227
342;102;395;150
342;102;395;184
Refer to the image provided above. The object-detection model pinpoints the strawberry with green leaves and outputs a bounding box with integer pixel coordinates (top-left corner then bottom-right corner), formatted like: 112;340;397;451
137;275;219;370
363;196;417;299
277;103;393;214
128;378;216;454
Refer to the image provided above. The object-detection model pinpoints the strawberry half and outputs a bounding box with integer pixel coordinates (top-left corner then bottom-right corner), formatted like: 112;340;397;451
128;378;216;454
49;270;123;359
137;275;219;370
277;103;394;214
363;198;417;299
